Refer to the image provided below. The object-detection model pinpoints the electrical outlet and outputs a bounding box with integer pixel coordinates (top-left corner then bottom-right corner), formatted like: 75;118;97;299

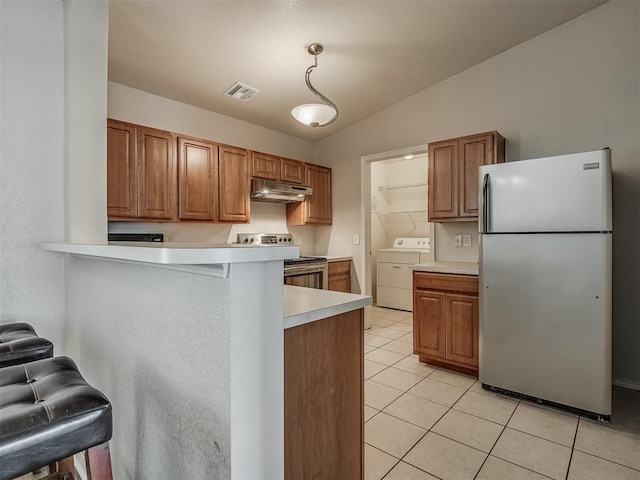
454;234;462;247
297;236;303;245
463;234;472;247
353;234;360;245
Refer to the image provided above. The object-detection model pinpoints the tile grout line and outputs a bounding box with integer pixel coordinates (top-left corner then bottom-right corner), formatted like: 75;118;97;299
367;308;640;479
470;390;521;480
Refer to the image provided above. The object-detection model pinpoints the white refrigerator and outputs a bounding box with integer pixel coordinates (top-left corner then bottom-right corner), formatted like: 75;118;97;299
479;149;612;420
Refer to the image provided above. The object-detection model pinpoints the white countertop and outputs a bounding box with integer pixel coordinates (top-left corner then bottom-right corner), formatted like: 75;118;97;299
410;261;479;275
42;242;299;264
284;286;372;329
318;255;352;262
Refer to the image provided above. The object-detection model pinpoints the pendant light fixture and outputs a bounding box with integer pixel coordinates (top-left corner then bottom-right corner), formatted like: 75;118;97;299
291;43;339;128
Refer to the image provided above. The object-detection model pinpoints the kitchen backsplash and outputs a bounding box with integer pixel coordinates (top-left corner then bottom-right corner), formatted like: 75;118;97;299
435;222;480;263
108;202;317;256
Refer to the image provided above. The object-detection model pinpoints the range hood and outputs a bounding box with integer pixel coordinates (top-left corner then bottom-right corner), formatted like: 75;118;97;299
250;179;312;203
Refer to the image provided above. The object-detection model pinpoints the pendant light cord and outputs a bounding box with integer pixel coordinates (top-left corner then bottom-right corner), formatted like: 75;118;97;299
304;53;339;126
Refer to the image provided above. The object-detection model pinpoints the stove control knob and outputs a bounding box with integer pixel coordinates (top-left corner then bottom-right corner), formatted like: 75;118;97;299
243;238;249;243
249;238;254;243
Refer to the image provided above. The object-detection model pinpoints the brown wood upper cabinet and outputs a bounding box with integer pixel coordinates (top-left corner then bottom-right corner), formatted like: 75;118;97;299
178;137;218;221
252;151;304;185
219;144;251;223
287;163;332;225
428;131;504;222
107;119;177;221
177;138;250;223
413;271;479;376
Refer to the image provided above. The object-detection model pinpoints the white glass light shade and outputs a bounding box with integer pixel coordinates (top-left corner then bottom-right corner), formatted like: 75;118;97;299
291;103;337;127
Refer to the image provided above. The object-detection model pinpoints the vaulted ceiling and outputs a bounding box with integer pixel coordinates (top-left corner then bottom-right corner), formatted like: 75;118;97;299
109;0;606;141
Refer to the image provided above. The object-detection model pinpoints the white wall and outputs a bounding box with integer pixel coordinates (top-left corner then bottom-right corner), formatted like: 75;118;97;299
315;1;640;387
0;0;66;347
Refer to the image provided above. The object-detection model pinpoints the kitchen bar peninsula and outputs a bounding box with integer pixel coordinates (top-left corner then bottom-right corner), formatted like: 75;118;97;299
41;242;371;480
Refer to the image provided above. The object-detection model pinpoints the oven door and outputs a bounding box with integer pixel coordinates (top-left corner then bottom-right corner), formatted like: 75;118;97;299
284;264;328;289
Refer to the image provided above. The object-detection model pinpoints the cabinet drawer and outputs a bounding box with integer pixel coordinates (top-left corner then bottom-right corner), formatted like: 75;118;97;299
413;272;478;293
328;260;350;276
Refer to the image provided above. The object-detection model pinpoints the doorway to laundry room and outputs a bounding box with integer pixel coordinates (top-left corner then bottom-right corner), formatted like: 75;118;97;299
360;147;435;321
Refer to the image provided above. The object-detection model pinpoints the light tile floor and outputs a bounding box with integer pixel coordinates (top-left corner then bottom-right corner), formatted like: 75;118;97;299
365;306;640;480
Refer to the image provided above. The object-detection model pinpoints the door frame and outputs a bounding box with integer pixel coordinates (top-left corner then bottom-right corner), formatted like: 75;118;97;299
359;146;435;327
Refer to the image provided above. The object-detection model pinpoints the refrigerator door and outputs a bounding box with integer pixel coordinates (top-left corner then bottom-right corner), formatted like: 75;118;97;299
480;149;611;233
480;233;611;416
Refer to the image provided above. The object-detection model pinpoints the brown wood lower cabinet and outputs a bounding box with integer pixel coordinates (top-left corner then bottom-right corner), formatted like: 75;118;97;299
413;272;479;376
328;260;351;292
284;308;363;480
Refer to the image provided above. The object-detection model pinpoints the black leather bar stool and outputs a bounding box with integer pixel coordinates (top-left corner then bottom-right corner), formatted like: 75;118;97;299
0;322;53;368
0;356;113;480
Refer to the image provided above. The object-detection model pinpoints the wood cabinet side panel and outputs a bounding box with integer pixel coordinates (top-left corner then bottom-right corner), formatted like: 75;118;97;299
178;137;218;221
284;309;364;480
137;127;177;220
107;121;137;218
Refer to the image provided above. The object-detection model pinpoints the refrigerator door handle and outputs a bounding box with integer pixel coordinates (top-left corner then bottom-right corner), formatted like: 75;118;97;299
481;173;490;233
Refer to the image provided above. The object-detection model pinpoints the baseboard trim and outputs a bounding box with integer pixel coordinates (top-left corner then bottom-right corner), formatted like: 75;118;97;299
612;377;640;391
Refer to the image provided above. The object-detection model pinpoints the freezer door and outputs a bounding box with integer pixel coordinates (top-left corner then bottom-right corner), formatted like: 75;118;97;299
479;233;611;416
480;150;611;233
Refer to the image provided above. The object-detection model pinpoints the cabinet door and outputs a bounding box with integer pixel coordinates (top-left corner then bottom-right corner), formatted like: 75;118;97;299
219;145;250;223
252;151;280;180
305;164;332;224
328;261;351;293
137;127;176;220
459;133;494;218
445;293;479;368
428;140;458;221
107;120;137;218
178;137;218;221
281;158;304;184
413;290;446;359
287;163;332;226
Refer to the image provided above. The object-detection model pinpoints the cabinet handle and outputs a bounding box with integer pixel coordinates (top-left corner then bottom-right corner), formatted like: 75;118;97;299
393;266;401;269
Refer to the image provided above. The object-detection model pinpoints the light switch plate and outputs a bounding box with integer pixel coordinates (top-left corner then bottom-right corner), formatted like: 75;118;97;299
463;234;472;247
353;234;360;245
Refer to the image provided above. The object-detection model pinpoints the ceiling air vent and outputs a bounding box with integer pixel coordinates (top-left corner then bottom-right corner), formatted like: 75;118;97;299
222;82;260;102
